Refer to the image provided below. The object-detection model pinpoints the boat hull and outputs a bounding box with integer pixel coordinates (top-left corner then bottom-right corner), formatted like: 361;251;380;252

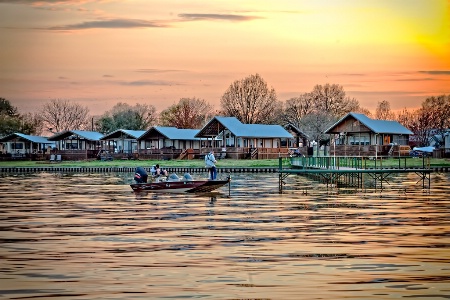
130;178;230;193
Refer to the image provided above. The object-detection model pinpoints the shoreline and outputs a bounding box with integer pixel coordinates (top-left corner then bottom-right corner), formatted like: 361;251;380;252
1;166;449;173
0;166;280;174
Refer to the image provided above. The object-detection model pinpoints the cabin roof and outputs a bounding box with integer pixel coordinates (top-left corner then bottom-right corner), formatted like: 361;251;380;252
47;130;104;141
196;116;293;138
139;127;201;140
325;112;413;135
0;133;53;144
100;129;146;140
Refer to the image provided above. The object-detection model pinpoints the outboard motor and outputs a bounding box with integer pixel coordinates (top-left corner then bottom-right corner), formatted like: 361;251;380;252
134;167;148;183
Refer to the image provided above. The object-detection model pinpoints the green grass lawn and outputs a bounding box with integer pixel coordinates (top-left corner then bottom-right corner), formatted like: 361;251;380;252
360;157;450;168
0;157;449;168
0;158;286;168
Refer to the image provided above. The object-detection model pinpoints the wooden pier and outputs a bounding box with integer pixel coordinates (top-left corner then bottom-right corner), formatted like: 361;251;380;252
278;156;433;193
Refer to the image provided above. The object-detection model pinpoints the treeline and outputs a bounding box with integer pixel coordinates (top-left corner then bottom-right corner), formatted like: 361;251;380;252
1;73;449;147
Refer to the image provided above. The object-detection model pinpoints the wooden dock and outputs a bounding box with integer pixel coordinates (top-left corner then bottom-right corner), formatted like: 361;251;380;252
278;157;433;192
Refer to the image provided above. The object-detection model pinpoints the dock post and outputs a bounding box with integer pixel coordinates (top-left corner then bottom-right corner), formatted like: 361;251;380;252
278;157;282;193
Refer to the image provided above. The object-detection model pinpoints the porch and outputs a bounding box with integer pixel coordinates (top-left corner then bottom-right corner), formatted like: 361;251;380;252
136;147;294;160
328;144;411;157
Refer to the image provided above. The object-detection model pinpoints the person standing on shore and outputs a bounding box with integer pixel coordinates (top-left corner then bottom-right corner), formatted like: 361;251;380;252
205;150;217;180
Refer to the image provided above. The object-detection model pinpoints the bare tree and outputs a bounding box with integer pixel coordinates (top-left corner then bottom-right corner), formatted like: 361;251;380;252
283;84;361;147
375;100;395;120
352;106;373;117
283;93;314;127
396;108;416;129
220;73;278;124
344;98;372;117
159;97;213;129
420;95;450;135
310;83;356;118
299;111;335;147
395;95;450;147
41;99;90;133
410;108;433;147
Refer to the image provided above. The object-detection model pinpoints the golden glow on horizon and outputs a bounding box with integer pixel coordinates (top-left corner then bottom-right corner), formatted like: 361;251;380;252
0;0;448;115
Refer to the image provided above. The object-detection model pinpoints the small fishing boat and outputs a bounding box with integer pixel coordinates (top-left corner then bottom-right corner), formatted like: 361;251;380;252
130;173;231;194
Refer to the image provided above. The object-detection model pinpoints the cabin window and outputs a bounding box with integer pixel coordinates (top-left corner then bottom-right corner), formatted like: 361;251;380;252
65;140;79;150
12;142;24;150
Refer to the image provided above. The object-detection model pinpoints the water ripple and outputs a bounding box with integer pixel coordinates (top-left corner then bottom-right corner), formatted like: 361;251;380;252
0;172;449;299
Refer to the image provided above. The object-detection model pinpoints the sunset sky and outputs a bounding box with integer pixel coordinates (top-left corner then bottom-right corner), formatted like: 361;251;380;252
1;0;449;116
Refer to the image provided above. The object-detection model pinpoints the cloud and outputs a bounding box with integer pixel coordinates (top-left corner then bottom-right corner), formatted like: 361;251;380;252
419;70;450;75
178;13;262;22
335;73;366;77
0;0;95;4
31;14;260;32
46;18;169;30
136;68;185;73
102;74;114;78
395;78;434;82
119;80;179;86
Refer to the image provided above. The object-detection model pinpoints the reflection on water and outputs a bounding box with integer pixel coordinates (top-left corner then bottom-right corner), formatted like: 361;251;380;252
0;171;449;299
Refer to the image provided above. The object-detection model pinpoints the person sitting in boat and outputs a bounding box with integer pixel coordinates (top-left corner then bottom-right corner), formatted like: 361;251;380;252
150;165;157;176
134;166;148;183
154;164;168;179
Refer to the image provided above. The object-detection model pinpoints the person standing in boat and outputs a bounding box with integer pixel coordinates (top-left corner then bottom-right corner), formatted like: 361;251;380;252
134;166;148;183
205;150;217;180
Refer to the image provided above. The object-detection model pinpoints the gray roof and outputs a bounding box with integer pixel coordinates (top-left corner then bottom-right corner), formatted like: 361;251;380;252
100;129;146;140
196;116;293;138
325;112;413;135
139;127;202;140
0;133;53;144
48;130;104;141
214;117;245;133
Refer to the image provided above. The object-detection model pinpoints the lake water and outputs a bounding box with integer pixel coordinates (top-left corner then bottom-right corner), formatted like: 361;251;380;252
0;171;449;299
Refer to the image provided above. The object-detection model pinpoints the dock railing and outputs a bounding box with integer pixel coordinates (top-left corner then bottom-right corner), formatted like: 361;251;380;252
278;156;433;192
288;155;432;170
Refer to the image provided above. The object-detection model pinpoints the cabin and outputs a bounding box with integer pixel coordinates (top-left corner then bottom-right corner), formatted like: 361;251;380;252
195;116;294;159
284;123;312;156
324;112;413;157
100;129;146;159
284;124;310;148
137;127;202;160
431;130;450;158
0;133;54;160
47;130;104;160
